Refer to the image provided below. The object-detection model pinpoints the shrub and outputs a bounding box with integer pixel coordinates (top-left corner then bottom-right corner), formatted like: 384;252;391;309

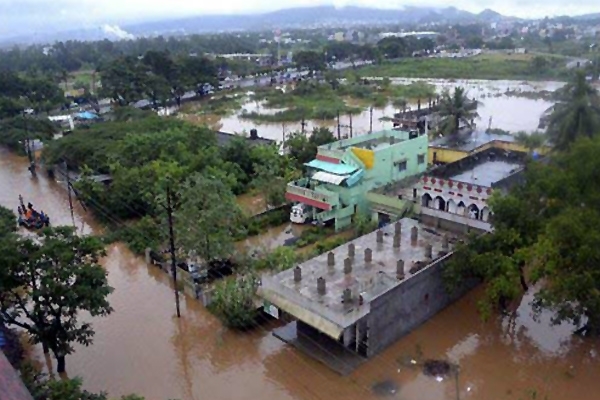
104;216;162;255
209;275;259;329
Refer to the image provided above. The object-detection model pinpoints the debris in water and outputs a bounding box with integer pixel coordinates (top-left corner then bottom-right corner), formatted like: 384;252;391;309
423;359;452;377
372;380;398;397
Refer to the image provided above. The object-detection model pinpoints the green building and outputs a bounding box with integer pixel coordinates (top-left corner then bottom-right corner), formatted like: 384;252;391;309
286;129;428;230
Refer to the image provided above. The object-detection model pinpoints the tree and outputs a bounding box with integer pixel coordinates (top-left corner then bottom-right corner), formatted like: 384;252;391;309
293;50;326;75
437;87;480;135
253;163;286;210
514;131;547;154
0;227;112;373
547;71;600;150
285;127;336;167
531;56;549;72
0;204;16;236
174;174;244;262
446;136;600;333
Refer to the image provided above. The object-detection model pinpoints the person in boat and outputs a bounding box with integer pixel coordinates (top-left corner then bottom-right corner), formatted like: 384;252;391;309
17;206;22;216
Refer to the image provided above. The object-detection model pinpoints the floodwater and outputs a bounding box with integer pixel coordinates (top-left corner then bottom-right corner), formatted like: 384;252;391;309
216;79;561;141
3;149;600;400
238;222;308;254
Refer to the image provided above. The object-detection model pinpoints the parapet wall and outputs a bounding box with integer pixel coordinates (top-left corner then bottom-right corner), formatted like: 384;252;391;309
366;253;478;357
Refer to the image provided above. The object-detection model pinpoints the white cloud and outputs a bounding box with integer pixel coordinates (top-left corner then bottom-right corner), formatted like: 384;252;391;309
1;0;600;39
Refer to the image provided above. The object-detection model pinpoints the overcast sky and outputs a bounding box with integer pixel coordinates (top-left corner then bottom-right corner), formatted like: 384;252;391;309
2;0;600;38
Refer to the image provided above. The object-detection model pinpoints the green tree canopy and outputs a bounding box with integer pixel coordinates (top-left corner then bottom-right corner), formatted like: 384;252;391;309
437;87;480;135
547;71;600;150
446;136;600;333
0;227;112;373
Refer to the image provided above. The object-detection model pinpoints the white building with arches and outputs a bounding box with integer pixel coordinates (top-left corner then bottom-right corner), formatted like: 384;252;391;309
411;147;527;233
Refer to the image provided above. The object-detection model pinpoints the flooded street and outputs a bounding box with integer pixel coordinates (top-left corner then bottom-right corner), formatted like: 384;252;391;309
216;79;560;141
3;145;600;400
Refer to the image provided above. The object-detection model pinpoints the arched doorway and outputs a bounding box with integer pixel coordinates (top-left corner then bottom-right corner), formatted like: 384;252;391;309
421;193;432;208
468;204;480;220
433;196;446;211
481;207;490;222
447;199;457;213
457;201;466;216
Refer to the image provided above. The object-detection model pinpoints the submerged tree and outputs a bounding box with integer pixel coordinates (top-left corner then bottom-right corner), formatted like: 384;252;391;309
0;227;112;373
445;136;600;333
437;87;479;135
547;71;600;151
174;173;245;262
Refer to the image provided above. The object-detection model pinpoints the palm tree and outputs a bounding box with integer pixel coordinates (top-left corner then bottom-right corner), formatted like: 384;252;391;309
437;87;480;135
546;71;600;151
393;97;408;115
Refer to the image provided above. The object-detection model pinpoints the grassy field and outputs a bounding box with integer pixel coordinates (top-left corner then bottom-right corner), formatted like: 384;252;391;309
353;53;571;81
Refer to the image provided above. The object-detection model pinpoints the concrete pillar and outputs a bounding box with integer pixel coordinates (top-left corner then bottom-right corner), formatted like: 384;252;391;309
393;233;401;248
396;259;405;280
327;251;335;267
376;230;384;243
344;257;352;274
317;277;326;295
389;136;395;145
425;243;433;260
442;234;449;250
348;243;355;259
293;266;302;282
411;226;418;244
343;288;352;304
145;248;151;264
394;221;402;236
364;248;372;263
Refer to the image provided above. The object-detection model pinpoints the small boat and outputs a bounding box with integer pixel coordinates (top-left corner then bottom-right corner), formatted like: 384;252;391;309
16;196;50;230
18;215;50;230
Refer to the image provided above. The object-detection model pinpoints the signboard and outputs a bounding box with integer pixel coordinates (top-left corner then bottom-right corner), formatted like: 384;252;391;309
263;301;279;319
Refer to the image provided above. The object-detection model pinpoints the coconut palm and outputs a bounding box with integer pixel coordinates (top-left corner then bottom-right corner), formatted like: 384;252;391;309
437;87;480;135
547;71;600;151
393;97;408;115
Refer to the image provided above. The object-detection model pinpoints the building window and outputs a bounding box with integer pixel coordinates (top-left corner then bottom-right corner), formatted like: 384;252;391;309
418;154;425;164
397;161;407;171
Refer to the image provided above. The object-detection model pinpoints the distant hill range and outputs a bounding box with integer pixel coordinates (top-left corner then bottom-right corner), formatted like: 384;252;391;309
123;6;513;36
2;5;600;47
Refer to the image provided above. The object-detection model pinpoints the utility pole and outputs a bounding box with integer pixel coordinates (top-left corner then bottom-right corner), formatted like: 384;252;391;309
23;113;36;176
63;161;74;221
337;110;341;140
349;113;353;138
166;184;181;318
369;107;373;133
301;116;306;135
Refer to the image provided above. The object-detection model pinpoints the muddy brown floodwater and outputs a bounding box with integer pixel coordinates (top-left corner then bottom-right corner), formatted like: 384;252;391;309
2;148;600;400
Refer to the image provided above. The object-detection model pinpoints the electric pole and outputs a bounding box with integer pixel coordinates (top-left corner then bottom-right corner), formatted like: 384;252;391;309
369;107;373;133
23;112;36;176
63;161;74;221
166;184;181;318
337;110;341;140
349;113;353;138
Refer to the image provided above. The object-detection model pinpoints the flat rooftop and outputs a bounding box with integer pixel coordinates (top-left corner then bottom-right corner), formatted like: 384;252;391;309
449;160;522;187
320;129;412;152
430;131;516;152
261;219;459;330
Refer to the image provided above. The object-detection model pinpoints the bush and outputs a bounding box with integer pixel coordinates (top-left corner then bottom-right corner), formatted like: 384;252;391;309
104;216;162;255
294;226;330;248
209;275;259;329
0;205;16;236
253;246;297;272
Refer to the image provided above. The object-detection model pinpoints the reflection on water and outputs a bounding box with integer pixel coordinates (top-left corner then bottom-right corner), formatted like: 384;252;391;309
2;149;600;400
238;223;308;253
218;78;561;142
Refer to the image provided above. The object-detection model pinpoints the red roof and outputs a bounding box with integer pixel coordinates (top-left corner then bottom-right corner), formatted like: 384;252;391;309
0;351;33;400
